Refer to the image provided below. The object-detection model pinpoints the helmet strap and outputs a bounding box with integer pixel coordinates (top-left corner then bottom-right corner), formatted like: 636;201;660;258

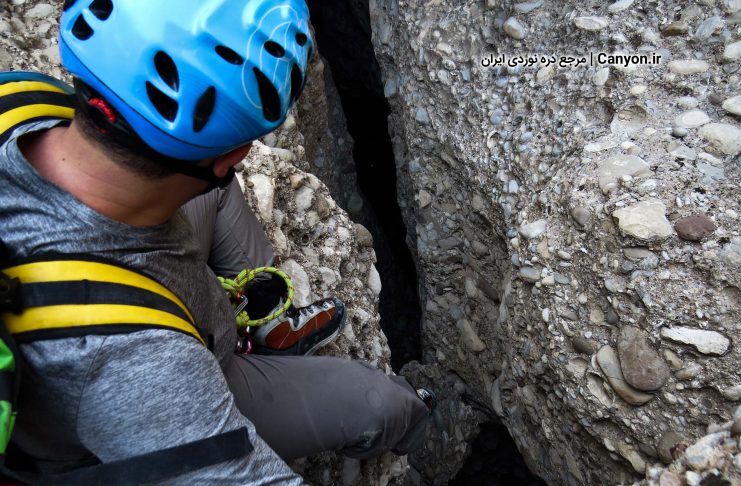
73;78;234;190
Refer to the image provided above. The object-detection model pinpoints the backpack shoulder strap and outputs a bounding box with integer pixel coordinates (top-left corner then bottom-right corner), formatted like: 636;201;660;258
1;256;205;347
0;71;75;146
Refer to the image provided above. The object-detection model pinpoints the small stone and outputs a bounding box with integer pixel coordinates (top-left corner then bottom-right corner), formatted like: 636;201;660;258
723;41;741;61
672;126;688;138
518;219;547;239
503;17;527;40
673;109;710;129
519;266;541;283
667;59;710;74
596;345;654;406
571;206;592;228
674;215;716;241
367;265;382;297
247;173;274;222
279;260;312;307
684;432;727;470
694;16;722;41
698;123;741;156
25;3;54;19
418;189;432;208
314;196;331;220
677;96;699;109
731;417;741;437
660;326;730;356
415;107;430;125
573;337;597;355
597;155;651;194
661;21;689;36
658;431;686;464
618;326;670;391
722;95;741;116
608;0;634;13
354;224;374;248
663;349;683;370
514;1;542;14
617;442;646;474
456;319;486;353
613;199;674;241
574;16;610;31
659;470;681;486
722;385;741;401
675;362;702;380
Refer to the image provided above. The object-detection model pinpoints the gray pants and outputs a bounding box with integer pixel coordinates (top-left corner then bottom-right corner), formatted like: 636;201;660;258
182;180;429;460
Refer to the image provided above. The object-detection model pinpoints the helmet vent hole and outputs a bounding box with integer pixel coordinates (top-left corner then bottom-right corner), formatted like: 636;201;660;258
264;41;285;58
289;64;303;104
193;87;216;133
154;51;179;91
146;81;178;122
215;45;244;65
63;0;78;11
71;15;94;40
296;33;308;46
89;0;113;20
253;68;281;123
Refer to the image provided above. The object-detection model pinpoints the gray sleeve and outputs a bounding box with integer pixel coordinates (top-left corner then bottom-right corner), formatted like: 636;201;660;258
76;330;302;485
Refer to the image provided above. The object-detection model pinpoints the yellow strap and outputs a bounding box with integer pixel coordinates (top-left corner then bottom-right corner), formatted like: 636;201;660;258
0;105;75;134
0;81;67;98
4;261;195;324
3;304;205;346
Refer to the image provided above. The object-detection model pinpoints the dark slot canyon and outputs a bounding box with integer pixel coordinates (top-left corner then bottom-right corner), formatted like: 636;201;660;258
307;0;421;372
306;1;545;485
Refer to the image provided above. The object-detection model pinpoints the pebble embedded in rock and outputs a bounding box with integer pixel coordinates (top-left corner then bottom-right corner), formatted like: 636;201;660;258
673;109;710;129
684;432;727;470
503;17;527;39
732;418;741;437
662;21;689;36
660;326;730;356
658;430;686;464
518;219;547;239
722;95;741;116
456;319;487;353
24;3;54;19
618;326;670;391
723;40;741;61
698;123;741;156
514;1;542;14
694;16;722;40
674;214;716;241
672;126;688;138
572;337;597;355
279;259;312;307
415;107;430;124
571;206;591;228
247;173;275;222
519;266;541;283
574;16;609;31
613;199;674;241
367;265;382;297
667;60;710;74
722;385;741;401
608;0;634;13
597;155;651;194
596;345;654;406
354;223;374;248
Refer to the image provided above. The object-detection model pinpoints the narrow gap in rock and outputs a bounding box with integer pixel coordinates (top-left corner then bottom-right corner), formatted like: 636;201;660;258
307;0;421;371
450;421;547;485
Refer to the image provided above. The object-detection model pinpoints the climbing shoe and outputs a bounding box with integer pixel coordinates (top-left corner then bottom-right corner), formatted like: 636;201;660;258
416;388;437;412
251;297;346;356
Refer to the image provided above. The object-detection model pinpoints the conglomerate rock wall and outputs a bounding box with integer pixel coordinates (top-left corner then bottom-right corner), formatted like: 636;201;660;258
369;0;740;484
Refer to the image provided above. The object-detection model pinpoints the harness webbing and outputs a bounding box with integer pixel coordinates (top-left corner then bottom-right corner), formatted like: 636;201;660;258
2;259;205;346
0;75;75;146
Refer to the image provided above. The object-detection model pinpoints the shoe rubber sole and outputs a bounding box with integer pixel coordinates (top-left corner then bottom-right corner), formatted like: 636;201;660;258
252;300;347;356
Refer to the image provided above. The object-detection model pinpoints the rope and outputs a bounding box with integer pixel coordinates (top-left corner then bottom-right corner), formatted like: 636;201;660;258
217;267;294;328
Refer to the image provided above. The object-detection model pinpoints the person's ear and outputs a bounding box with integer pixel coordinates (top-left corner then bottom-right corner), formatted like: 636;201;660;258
212;143;252;177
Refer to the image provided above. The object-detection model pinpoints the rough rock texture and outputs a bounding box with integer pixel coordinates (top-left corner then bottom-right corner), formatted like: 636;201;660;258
2;3;403;485
370;0;740;484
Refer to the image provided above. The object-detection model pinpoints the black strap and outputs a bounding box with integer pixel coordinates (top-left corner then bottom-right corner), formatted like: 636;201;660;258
2;427;253;485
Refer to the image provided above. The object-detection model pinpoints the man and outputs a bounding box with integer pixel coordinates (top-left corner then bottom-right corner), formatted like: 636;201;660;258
0;0;430;482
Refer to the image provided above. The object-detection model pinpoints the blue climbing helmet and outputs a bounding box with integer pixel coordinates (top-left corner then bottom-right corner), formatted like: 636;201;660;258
59;0;314;163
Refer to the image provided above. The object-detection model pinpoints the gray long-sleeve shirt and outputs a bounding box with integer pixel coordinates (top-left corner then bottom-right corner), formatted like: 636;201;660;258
0;120;301;484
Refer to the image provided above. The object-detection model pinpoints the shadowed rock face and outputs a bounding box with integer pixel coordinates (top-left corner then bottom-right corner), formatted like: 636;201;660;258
368;0;740;484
